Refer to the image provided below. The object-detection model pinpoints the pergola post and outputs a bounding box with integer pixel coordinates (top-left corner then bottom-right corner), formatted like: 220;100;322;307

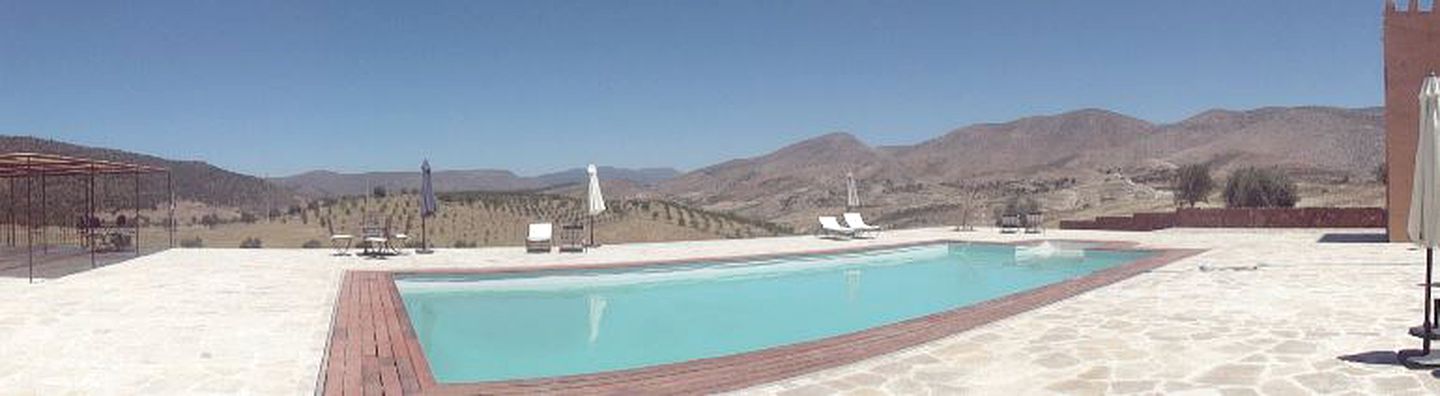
6;178;12;247
40;174;46;254
25;157;33;284
167;172;174;248
7;178;13;247
89;166;95;268
133;171;140;256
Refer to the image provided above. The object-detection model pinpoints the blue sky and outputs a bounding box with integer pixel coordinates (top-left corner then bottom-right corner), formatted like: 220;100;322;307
0;1;1382;176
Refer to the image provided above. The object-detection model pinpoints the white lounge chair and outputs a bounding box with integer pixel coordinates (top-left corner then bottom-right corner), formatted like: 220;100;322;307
327;222;353;255
527;223;553;253
819;216;857;239
1025;212;1045;234
842;212;881;238
1000;214;1021;234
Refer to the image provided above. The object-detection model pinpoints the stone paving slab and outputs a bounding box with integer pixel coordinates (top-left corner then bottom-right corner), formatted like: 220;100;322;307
0;227;1433;395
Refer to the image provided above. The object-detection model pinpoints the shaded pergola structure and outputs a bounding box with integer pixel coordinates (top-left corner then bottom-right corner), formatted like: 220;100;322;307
0;152;173;283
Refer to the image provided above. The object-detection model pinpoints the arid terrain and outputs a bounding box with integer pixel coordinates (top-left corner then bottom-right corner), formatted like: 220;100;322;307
655;106;1384;230
148;191;788;249
1;105;1385;248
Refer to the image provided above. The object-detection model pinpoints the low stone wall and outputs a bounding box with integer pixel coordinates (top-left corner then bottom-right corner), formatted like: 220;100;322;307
1059;207;1385;231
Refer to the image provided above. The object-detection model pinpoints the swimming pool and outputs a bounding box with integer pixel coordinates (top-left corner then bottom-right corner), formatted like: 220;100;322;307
393;242;1156;383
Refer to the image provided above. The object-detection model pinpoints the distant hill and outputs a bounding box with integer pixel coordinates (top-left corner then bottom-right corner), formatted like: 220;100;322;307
896;108;1155;179
531;167;680;188
654;106;1385;229
893;106;1383;181
271;166;681;198
6;105;1385;237
0;135;295;211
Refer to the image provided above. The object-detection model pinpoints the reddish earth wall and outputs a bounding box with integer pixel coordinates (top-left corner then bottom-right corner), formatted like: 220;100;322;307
1058;208;1386;231
1385;1;1440;241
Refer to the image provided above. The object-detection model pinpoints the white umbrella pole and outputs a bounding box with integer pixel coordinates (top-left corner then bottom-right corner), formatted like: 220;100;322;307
1411;75;1440;365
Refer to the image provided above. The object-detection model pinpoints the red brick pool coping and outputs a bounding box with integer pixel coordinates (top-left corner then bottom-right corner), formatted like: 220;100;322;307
318;239;1204;395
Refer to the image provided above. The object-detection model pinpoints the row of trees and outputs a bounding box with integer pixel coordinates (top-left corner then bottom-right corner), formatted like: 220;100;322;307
1173;164;1298;208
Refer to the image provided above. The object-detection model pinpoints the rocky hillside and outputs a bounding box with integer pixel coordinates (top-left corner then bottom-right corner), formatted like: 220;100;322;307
896;108;1156;179
0;135;295;211
6;105;1384;238
654;106;1385;230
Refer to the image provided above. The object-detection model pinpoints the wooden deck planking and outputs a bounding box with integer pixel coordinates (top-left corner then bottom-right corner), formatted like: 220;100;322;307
342;272;363;396
381;279;423;393
359;273;381;396
374;273;406;396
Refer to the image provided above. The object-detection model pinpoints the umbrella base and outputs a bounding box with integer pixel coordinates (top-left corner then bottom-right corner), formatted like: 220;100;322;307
1409;325;1440;340
1406;351;1440;366
415;249;435;255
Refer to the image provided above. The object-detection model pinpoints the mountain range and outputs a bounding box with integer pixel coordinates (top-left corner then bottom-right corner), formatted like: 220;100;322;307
653;106;1383;227
4;105;1384;230
0;135;294;211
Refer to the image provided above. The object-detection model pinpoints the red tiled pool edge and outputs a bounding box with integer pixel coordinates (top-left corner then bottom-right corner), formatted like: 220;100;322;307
318;239;1204;395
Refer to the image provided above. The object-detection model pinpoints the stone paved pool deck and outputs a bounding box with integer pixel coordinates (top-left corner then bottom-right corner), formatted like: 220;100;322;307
0;227;1435;394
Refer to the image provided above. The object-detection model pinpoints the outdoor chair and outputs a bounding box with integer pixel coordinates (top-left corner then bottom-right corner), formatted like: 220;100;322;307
1000;214;1022;234
391;231;410;254
1025;212;1045;234
558;222;586;253
327;221;354;255
527;223;554;253
360;221;389;256
842;212;882;238
819;216;858;239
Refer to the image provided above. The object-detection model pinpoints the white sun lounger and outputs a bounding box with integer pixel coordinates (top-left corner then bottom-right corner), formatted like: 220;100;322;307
527;223;553;253
842;212;881;238
819;216;858;239
1025;212;1045;234
1000;214;1022;234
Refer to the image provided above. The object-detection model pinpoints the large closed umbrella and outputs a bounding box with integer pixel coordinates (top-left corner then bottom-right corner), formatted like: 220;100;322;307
587;164;605;247
418;160;437;254
846;171;861;211
1409;74;1440;365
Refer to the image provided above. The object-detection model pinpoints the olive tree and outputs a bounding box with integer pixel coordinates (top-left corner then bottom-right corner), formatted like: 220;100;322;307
1173;164;1214;207
1223;167;1298;208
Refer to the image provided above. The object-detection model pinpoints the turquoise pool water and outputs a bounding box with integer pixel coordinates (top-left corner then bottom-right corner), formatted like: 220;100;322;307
395;242;1152;383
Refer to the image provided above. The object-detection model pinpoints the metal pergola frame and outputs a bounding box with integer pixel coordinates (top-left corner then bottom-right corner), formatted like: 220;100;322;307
0;152;173;283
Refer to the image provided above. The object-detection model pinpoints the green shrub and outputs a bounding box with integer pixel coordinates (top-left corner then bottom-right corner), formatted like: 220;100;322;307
179;236;203;248
199;214;221;229
1223;167;1298;208
1173;164;1214;207
301;239;323;249
239;237;263;249
452;240;477;248
110;234;133;249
